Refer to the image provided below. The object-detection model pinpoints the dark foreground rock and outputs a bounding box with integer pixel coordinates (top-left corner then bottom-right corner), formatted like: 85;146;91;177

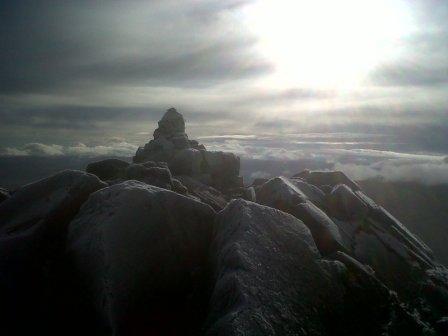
67;181;216;335
0;170;106;335
86;158;130;181
0;187;9;203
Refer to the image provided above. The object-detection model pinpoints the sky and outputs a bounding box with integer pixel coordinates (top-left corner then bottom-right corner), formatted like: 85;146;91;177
1;0;448;185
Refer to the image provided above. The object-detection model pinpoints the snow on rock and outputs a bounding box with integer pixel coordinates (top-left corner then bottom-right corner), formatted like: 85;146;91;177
67;180;215;335
257;176;308;208
205;199;345;335
176;175;228;211
294;201;346;254
257;176;344;255
124;163;173;190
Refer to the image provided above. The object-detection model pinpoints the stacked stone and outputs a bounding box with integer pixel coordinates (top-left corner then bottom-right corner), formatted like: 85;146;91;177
133;108;241;194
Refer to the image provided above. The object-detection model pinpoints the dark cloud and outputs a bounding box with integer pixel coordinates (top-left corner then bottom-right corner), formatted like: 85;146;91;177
0;0;269;95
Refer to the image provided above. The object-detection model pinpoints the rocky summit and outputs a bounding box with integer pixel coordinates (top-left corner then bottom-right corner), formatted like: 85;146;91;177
0;108;448;335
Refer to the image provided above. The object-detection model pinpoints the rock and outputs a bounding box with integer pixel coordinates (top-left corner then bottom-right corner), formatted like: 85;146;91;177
171;178;188;195
205;199;345;335
327;184;369;220
176;175;228;211
0;187;10;203
170;148;203;175
133;108;243;193
257;176;343;254
154;107;186;138
293;170;361;191
322;184;448;325
256;176;308;208
203;151;240;192
243;186;256;202
67;181;215;335
332;251;433;335
171;133;190;150
0;170;106;335
124;164;173;190
290;178;326;207
251;177;268;187
294;201;346;255
86;158;130;181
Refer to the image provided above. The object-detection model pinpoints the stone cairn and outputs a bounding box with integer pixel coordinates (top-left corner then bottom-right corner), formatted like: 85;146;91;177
133;108;242;194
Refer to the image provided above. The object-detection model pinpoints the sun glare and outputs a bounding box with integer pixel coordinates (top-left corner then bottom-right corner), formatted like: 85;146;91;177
243;0;414;89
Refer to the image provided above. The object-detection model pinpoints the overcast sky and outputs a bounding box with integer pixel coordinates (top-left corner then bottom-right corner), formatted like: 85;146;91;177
1;0;448;184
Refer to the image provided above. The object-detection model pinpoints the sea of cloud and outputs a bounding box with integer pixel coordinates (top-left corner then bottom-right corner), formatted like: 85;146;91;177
1;133;447;186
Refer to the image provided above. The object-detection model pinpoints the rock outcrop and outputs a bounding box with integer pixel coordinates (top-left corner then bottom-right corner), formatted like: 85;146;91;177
253;173;448;331
133;108;241;194
1;108;447;335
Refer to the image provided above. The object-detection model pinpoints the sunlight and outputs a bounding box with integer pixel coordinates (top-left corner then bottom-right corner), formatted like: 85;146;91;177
243;0;414;89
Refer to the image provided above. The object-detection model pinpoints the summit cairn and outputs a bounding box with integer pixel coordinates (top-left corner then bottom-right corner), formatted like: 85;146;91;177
133;108;241;194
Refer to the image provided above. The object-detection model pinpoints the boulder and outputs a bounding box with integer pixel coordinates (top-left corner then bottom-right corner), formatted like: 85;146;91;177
290;178;326;207
0;170;106;335
124;164;173;190
256;176;308;209
67;181;215;335
293;201;346;255
171;178;188;195
327;184;369;220
170;148;203;176
85;158;130;181
176;175;228;211
205;199;345;335
0;187;10;203
256;177;343;255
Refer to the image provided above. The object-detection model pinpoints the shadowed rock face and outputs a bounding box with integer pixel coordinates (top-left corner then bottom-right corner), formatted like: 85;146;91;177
67;181;216;335
0;188;9;203
0;170;106;335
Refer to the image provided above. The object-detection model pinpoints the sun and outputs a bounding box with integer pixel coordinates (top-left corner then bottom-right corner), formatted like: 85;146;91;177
243;0;414;89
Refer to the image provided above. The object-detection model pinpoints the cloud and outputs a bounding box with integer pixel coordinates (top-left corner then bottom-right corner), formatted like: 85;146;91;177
0;0;269;95
0;141;137;158
334;160;448;185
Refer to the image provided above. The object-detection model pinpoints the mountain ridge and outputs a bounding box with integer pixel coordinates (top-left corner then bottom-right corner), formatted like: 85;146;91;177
0;108;447;335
